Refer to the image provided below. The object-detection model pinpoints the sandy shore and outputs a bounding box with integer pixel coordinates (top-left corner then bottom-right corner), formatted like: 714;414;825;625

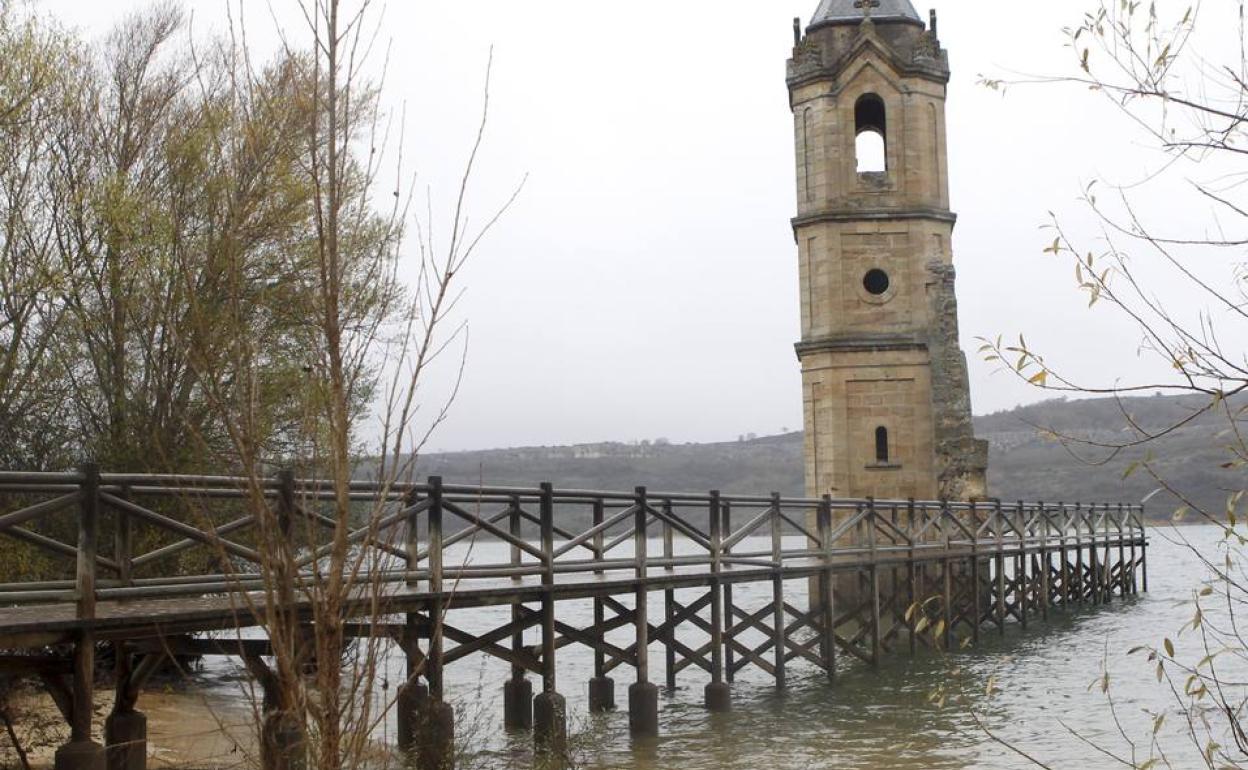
2;682;258;769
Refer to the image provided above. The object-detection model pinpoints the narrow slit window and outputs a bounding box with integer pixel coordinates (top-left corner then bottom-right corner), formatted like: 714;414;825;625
855;94;887;174
875;426;890;464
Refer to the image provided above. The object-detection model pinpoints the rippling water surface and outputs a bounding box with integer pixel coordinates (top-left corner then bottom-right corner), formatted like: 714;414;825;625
189;524;1232;769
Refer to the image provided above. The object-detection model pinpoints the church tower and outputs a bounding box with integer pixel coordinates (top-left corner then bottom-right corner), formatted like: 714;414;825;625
787;0;988;501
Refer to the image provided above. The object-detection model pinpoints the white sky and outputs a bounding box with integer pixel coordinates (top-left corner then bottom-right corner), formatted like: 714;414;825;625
33;0;1248;452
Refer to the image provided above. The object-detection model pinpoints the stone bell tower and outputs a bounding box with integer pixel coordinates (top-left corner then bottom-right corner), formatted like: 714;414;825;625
787;0;988;501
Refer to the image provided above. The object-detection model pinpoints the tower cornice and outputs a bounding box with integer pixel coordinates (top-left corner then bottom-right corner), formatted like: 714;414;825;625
791;208;957;235
795;334;929;359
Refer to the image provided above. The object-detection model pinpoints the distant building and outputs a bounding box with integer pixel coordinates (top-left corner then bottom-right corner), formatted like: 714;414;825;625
787;0;988;500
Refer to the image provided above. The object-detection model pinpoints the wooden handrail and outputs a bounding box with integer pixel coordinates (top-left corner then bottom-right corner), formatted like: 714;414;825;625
0;469;1147;610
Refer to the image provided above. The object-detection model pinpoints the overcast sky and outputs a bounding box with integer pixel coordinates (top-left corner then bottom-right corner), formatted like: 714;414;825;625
34;0;1246;453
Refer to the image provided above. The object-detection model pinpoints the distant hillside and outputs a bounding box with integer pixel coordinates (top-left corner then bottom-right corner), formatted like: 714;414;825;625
978;393;1243;519
412;394;1245;520
416;432;805;499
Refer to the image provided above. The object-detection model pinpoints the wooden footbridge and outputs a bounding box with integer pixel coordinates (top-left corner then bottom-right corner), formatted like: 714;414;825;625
0;467;1147;769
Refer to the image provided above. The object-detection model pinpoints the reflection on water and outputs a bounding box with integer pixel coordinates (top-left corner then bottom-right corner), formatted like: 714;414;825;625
175;525;1224;769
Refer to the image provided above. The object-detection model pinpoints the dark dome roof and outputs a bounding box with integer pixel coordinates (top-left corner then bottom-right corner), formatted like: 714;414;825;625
810;0;923;26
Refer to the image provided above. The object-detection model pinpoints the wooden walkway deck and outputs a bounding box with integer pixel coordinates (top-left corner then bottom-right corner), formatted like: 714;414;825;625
0;469;1148;769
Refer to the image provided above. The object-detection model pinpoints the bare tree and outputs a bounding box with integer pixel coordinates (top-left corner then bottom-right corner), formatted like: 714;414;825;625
0;0;517;764
978;2;1248;767
186;1;524;767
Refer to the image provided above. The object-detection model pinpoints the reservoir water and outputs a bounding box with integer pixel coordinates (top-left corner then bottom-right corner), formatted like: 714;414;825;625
92;523;1237;769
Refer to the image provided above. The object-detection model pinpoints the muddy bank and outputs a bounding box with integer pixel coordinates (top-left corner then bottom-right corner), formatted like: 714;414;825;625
1;682;257;769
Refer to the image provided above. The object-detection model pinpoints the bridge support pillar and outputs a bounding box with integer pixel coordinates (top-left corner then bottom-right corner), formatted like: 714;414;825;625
240;651;305;770
55;741;106;770
396;680;428;754
260;711;305;770
504;675;533;730
533;691;567;767
704;681;731;713
628;681;659;736
105;640;146;770
57;631;105;770
588;676;614;712
414;699;455;770
104;708;146;770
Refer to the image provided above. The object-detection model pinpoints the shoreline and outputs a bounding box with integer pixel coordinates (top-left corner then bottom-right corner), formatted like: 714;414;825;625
2;680;257;769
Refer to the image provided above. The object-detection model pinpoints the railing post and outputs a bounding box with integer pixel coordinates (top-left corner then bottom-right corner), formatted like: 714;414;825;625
866;499;881;667
56;462;105;768
1093;503;1104;602
397;485;426;756
588;496;614;712
276;470;295;542
1016;502;1028;629
504;493;533;730
275;468;303;671
539;486;556;689
1123;501;1133;596
994;499;1006;636
1058;501;1070;608
1091;504;1102;602
1074;502;1086;605
1102;504;1114;602
969;501;981;647
77;463;99;622
941;500;953;651
1037;502;1050;622
1126;503;1138;595
770;492;786;689
275;470;298;651
404;487;421;591
629;486;659;736
662;499;677;691
907;498;919;655
705;491;730;711
427;477;444;698
818;495;836;682
509;495;524;581
534;483;567;763
114;484;133;587
722;500;735;684
417;476;453;770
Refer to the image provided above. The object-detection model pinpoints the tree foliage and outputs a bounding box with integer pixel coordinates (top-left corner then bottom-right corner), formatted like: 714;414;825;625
0;2;402;475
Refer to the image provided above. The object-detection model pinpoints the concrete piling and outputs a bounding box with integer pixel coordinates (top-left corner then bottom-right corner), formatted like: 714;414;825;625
628;681;659;736
104;708;147;770
588;676;615;712
533;691;567;767
704;681;731;713
504;675;534;730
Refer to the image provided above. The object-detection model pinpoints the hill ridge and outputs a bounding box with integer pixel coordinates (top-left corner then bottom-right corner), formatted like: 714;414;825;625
410;393;1244;518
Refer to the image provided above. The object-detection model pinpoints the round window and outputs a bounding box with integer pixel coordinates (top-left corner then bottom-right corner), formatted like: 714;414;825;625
863;268;890;296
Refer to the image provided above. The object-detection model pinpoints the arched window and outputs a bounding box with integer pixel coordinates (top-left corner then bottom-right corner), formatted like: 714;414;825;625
875;426;890;464
855;94;887;174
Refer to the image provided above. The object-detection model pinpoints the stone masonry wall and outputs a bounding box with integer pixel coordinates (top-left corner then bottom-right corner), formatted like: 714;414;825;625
926;259;988;500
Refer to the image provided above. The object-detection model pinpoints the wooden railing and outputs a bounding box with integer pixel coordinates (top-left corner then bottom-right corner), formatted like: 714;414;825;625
0;467;1148;618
